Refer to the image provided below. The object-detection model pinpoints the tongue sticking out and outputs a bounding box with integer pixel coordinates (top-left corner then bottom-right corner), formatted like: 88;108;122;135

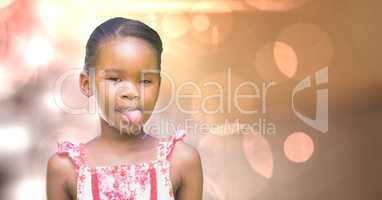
121;110;143;124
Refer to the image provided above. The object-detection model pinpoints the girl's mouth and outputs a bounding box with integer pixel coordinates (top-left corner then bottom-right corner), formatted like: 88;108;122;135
115;107;143;124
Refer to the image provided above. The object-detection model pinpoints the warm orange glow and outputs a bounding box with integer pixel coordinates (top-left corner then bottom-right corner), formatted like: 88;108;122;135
0;0;376;199
192;14;210;32
191;1;233;13
161;13;190;39
276;23;333;80
85;0;246;13
190;1;234;45
255;42;293;82
245;0;311;11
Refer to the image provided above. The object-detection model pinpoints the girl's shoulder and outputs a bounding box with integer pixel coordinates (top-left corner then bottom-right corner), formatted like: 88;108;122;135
165;130;201;167
47;141;82;188
55;140;87;173
47;142;79;198
57;140;84;153
156;130;186;160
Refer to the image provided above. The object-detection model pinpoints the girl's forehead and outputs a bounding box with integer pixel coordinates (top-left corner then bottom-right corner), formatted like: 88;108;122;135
97;67;159;76
95;37;158;73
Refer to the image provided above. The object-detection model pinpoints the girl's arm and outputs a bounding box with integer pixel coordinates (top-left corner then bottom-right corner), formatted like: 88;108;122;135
46;154;75;200
171;142;203;200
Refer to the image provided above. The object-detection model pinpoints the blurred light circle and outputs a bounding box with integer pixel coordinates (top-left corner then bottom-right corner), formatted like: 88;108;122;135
161;13;190;39
15;177;45;200
284;131;314;163
0;125;30;152
0;0;14;9
276;23;333;80
22;35;54;68
190;1;234;45
192;14;210;32
274;41;298;78
198;134;271;198
242;133;274;178
245;0;312;11
255;42;295;82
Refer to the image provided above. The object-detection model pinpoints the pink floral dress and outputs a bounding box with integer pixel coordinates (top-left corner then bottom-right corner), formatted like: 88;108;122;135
56;131;185;200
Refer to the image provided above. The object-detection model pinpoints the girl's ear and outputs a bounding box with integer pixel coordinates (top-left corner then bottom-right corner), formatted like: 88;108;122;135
79;72;93;97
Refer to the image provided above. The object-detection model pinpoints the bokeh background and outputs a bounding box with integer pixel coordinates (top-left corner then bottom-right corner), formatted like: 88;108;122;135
0;0;381;199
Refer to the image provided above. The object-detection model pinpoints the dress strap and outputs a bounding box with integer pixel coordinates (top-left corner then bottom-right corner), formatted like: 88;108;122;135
157;130;186;161
56;141;86;174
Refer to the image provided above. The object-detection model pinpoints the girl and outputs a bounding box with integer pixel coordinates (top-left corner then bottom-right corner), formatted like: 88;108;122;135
46;17;203;200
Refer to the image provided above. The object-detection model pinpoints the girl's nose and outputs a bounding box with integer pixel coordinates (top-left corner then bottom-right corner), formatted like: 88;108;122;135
117;82;140;101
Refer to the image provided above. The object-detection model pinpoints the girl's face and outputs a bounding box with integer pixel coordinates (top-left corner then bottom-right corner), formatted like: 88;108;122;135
81;36;161;135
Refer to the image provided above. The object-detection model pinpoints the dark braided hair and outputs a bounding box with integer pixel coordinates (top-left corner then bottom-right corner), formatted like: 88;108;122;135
83;17;163;74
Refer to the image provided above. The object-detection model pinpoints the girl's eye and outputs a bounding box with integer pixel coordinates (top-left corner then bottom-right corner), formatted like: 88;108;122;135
107;77;122;82
140;80;152;84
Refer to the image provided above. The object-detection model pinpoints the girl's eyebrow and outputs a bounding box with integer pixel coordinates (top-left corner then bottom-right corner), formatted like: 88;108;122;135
99;68;160;75
141;71;160;75
99;69;124;75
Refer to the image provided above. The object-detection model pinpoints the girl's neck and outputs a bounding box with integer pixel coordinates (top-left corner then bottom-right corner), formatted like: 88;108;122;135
98;118;147;145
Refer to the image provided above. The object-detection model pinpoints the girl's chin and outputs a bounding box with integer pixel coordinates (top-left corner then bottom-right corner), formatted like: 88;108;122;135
119;116;142;125
117;126;142;136
99;116;143;136
117;120;143;135
118;116;144;126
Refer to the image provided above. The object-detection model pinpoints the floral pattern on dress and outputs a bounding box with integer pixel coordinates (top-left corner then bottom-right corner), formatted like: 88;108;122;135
56;131;186;200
